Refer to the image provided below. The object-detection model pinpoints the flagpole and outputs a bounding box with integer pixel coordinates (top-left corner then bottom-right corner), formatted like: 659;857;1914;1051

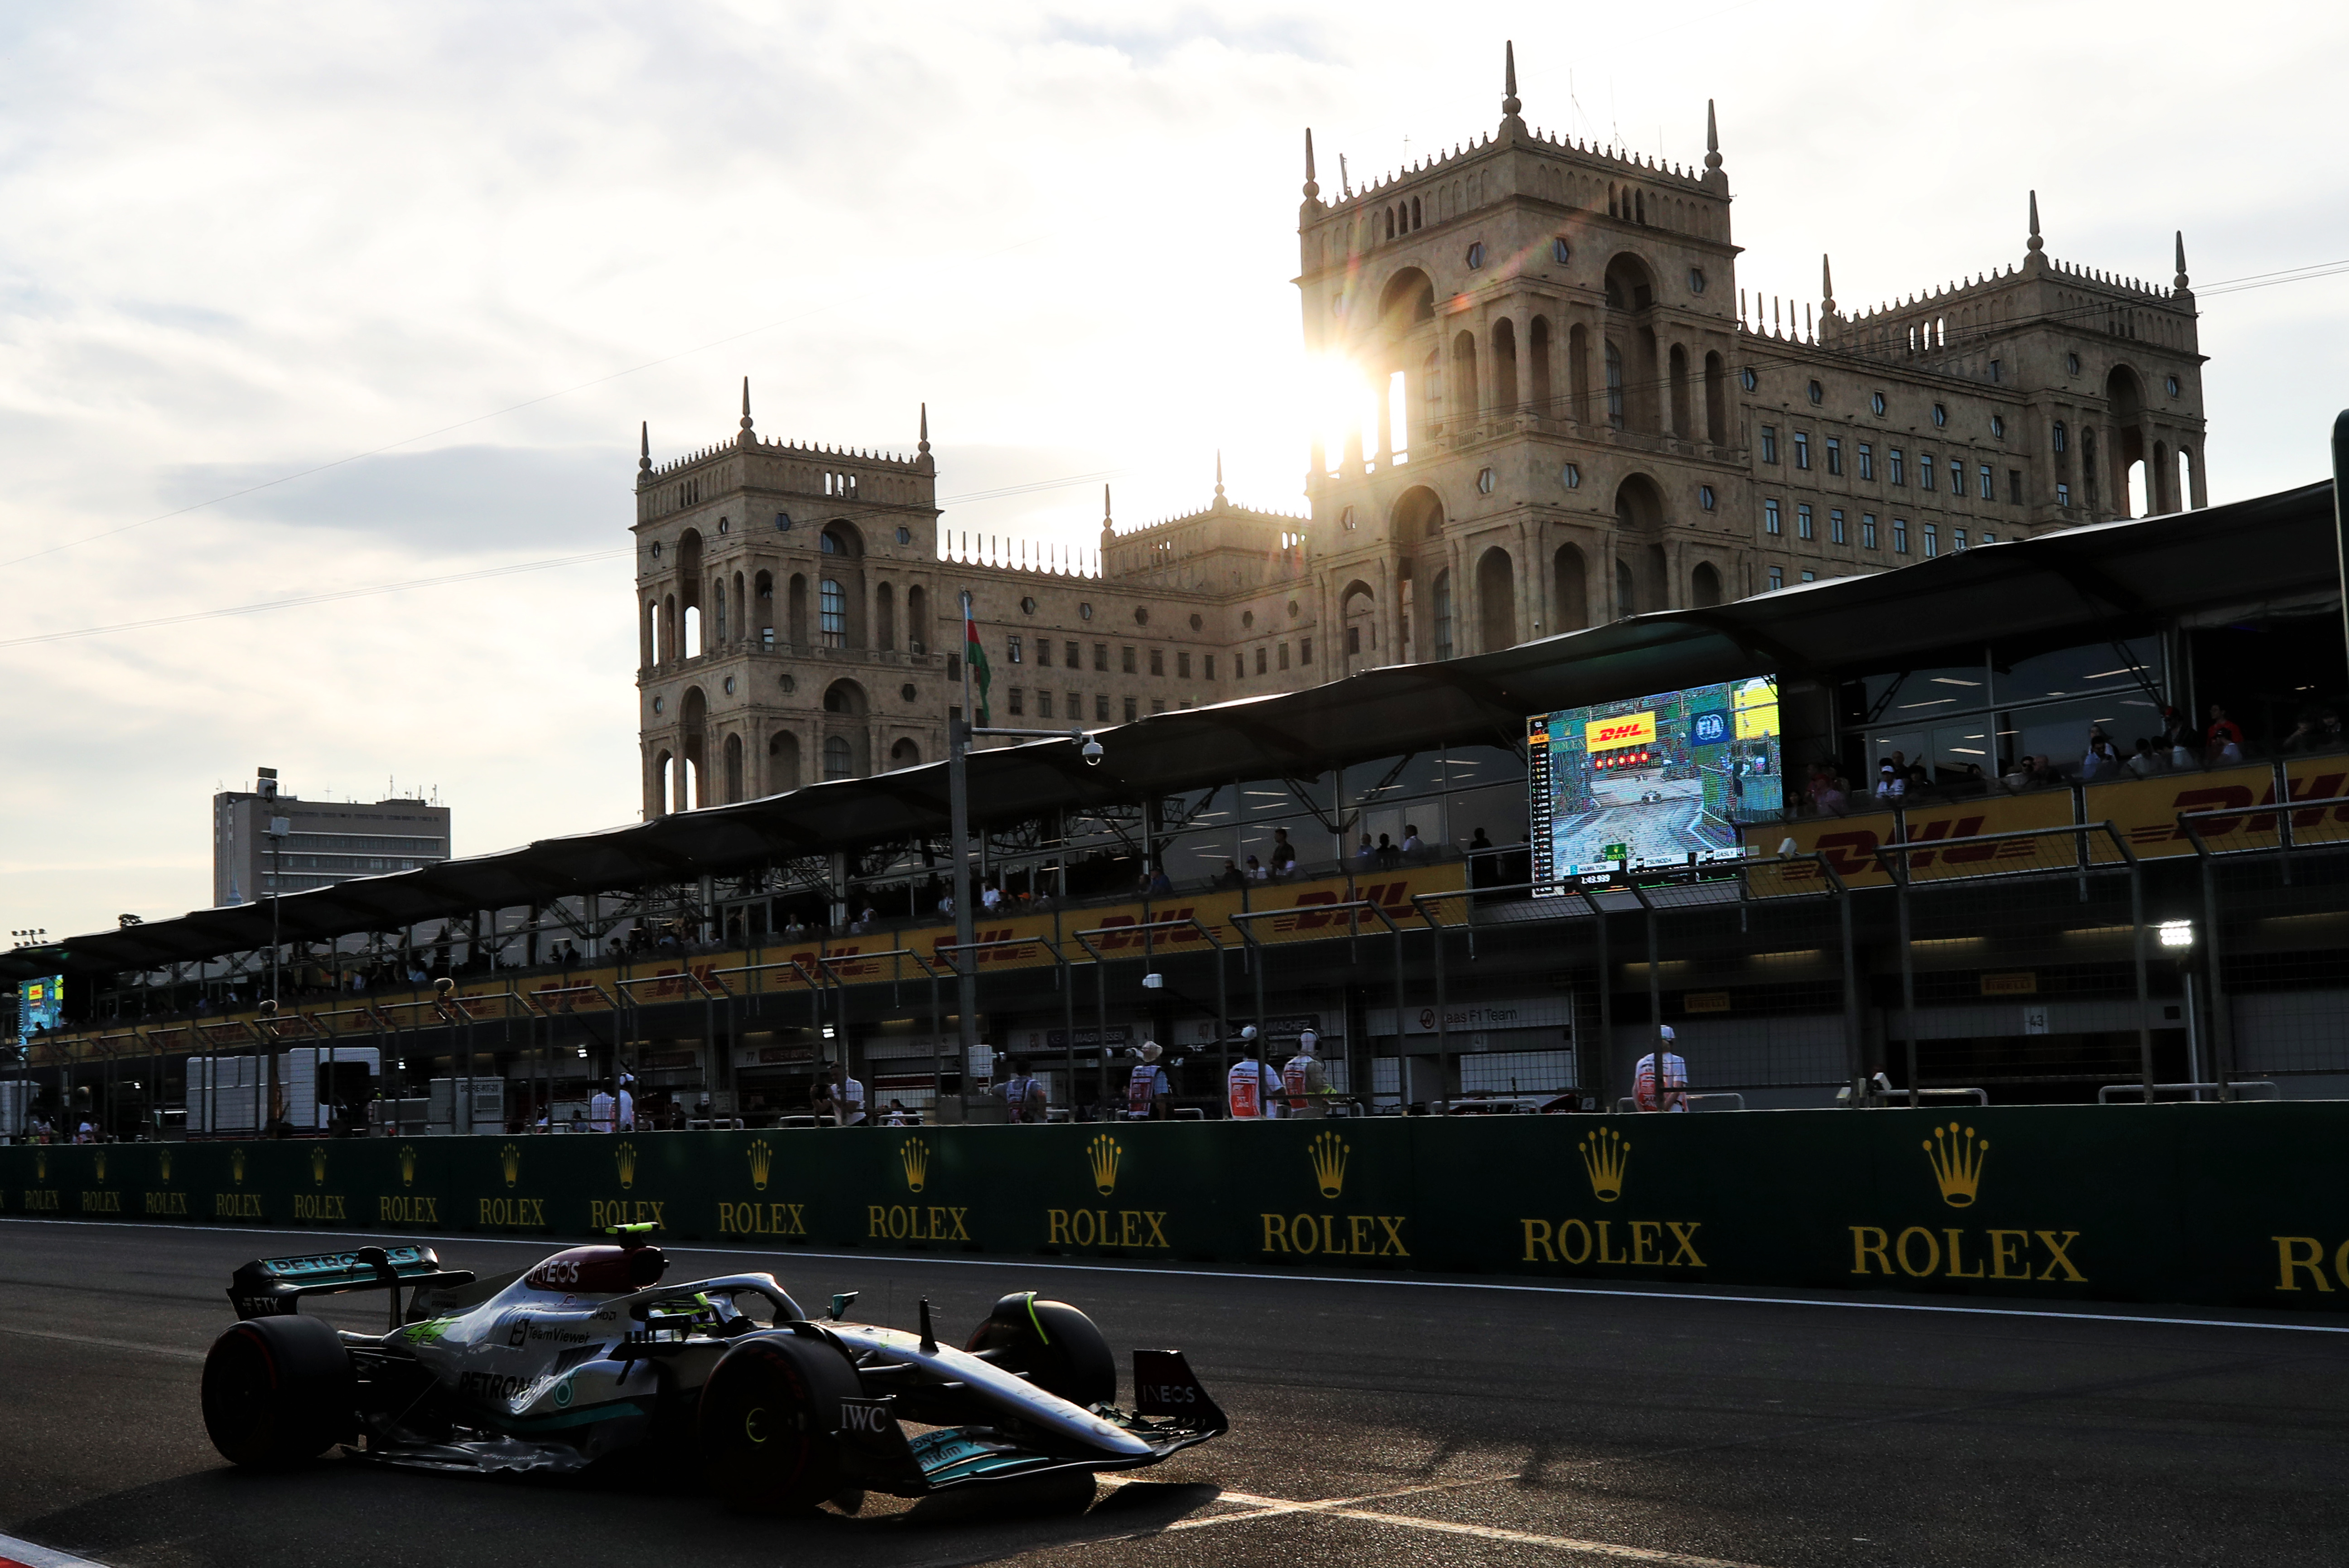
948;589;979;1119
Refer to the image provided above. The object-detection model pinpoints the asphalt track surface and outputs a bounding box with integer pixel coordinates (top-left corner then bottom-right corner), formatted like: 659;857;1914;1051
3;1219;2347;1566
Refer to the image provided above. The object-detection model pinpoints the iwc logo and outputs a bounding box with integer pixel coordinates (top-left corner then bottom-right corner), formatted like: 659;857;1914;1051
1087;1134;1123;1197
748;1138;774;1192
1579;1129;1629;1202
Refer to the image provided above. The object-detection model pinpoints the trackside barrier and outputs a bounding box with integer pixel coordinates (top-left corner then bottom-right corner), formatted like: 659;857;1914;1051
10;1106;2349;1311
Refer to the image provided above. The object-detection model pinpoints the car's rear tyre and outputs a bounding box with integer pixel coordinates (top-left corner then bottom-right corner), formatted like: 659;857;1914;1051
965;1293;1116;1410
698;1331;862;1513
201;1314;355;1467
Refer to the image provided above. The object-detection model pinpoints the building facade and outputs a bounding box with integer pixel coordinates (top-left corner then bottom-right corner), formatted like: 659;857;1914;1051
212;787;451;904
635;52;2209;817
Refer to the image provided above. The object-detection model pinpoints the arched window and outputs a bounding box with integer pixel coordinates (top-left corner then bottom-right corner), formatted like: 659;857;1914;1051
820;579;846;647
1410;196;1422;229
684;603;702;658
822;734;853;781
1604;341;1625;428
713;578;727;643
1432;570;1453;661
2052;420;2068;454
1385;207;1395;240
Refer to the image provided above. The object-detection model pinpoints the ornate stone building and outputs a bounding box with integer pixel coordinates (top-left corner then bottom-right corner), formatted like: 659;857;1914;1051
635;48;2209;817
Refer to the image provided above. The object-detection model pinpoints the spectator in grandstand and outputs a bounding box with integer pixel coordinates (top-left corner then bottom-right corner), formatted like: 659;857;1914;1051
2281;710;2343;754
981;881;1003;912
1356;834;1377;862
1873;759;1905;801
1466;826;1496;885
1401;824;1425;859
2206;704;2247;764
1374;833;1398;868
1953;762;1989;797
1143;864;1173;896
813;1061;867;1126
1244;855;1269;882
2125;738;2164;777
2080;733;2122;782
1269;828;1297;876
1214;858;1246;890
1281;1029;1330;1118
1634;1026;1689;1113
2160;707;2200;767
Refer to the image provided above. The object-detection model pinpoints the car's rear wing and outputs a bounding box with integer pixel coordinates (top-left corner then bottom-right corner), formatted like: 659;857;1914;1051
229;1245;474;1323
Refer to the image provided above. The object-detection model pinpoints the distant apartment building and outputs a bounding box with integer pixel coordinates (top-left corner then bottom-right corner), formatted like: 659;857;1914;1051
212;784;451;905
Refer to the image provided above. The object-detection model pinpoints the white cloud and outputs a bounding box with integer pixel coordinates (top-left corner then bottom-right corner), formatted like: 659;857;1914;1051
3;0;2347;939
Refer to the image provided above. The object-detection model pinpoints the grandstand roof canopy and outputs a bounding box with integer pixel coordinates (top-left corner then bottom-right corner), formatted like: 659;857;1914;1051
10;479;2338;983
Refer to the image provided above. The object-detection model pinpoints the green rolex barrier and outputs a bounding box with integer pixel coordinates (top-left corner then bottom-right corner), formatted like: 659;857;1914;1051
6;1105;2349;1312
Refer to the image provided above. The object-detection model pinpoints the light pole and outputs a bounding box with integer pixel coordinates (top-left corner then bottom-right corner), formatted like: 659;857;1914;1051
259;767;288;1133
944;589;1103;1117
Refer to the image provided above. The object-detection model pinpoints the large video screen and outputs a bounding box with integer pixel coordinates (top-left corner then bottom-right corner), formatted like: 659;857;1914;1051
1528;678;1782;891
17;975;63;1037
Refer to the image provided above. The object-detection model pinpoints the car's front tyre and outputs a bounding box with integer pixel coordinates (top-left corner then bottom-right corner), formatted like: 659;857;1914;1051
698;1331;862;1513
965;1293;1116;1409
201;1315;355;1467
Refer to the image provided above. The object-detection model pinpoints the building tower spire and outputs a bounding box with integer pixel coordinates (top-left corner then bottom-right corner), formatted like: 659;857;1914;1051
2174;230;2191;294
1701;98;1727;193
737;376;756;448
916;401;934;473
1100;484;1115;555
638;420;651;477
1300;127;1323;222
1500;40;1527;138
1213;449;1228;510
1821;253;1837;317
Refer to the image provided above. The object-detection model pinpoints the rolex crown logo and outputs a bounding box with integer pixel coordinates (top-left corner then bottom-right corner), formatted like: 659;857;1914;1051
158;1148;172;1182
501;1143;522;1188
1924;1121;1989;1208
1578;1128;1630;1202
34;1149;46;1181
230;1148;245;1185
1307;1131;1350;1199
93;1149;107;1182
615;1141;637;1190
310;1146;328;1186
399;1145;417;1187
1087;1134;1123;1197
748;1137;773;1192
900;1137;930;1194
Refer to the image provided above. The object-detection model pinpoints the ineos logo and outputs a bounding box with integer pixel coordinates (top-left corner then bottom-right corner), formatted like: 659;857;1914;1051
530;1260;581;1288
1142;1384;1196;1404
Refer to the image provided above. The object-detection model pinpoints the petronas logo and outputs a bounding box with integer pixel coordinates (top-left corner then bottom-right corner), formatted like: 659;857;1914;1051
501;1143;522;1188
399;1144;417;1187
615;1141;637;1190
900;1138;930;1194
1087;1134;1123;1197
310;1146;328;1186
1924;1123;1989;1208
1307;1131;1349;1199
748;1138;773;1192
1579;1128;1629;1202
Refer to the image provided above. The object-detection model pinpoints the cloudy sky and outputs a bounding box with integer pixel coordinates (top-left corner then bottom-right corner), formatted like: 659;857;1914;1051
4;1;2346;943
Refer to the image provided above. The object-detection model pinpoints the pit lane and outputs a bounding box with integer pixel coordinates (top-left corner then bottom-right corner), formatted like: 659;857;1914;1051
2;1218;2345;1567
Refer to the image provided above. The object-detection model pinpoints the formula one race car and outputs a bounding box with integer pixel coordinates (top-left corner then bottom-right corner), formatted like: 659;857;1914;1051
200;1228;1225;1511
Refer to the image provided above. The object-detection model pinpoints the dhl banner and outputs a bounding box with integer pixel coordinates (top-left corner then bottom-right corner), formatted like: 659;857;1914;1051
1746;791;2079;894
29;864;1466;1066
2088;759;2349;863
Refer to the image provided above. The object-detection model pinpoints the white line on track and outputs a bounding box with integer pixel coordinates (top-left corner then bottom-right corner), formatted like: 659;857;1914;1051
0;1531;114;1568
0;1325;203;1363
7;1215;2347;1337
1104;1472;1773;1564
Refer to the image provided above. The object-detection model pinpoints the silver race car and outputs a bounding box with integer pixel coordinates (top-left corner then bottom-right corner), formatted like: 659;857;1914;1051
200;1227;1225;1511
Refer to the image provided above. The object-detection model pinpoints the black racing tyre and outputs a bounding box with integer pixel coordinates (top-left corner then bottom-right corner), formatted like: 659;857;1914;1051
965;1293;1116;1410
201;1314;355;1467
697;1331;862;1513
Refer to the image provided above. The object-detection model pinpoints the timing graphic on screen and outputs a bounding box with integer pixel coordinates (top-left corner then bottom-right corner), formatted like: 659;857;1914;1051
17;975;63;1036
1527;678;1782;892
